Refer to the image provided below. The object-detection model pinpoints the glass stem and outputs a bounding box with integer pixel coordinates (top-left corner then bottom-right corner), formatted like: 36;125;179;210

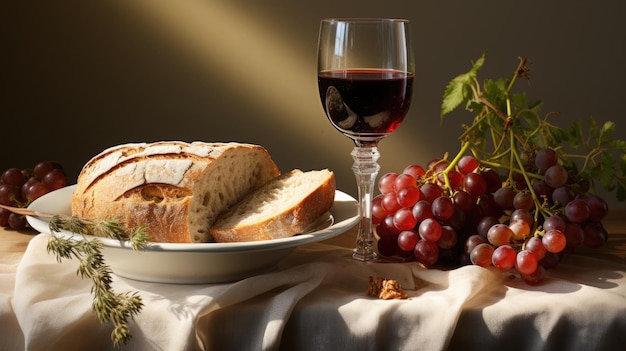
351;144;380;262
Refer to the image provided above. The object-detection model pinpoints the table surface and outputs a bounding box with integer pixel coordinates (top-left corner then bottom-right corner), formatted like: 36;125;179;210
2;212;626;351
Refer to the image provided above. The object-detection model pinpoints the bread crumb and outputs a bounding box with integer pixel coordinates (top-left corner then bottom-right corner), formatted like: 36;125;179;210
367;276;409;300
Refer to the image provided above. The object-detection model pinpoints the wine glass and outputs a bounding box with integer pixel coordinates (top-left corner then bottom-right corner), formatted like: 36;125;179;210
317;18;414;262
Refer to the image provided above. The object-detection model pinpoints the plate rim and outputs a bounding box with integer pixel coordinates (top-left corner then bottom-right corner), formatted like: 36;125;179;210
27;184;359;253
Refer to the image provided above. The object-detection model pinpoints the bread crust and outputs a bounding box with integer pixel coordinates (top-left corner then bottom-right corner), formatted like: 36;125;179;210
71;141;280;243
210;169;336;242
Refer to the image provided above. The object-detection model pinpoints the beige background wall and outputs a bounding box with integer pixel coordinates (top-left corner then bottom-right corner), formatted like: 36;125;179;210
2;1;625;208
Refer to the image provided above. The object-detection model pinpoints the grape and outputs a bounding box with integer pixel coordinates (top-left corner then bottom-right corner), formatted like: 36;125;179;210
585;195;608;221
397;230;419;251
582;221;608;248
393;208;417;231
532;180;553;204
396;186;420;208
394;173;417;192
542;229;567;253
525;236;547;260
565;199;590;223
543;215;566;232
516;250;538;275
487;224;513;246
8;213;26;230
414;240;439;266
513;191;534;210
544;165;568;188
457;155;479;174
420;182;442;203
0;184;21;206
492;245;516;270
33;161;62;181
378;172;398;194
477;216;499;238
437;225;458;249
520;265;545;285
508;218;530;241
493;187;516;210
402;164;425;178
453;190;475;214
446;170;464;191
1;168;26;187
511;208;533;226
377;215;401;237
381;192;401;213
465;234;488;254
552;186;575;206
563;222;584;248
24;181;50;202
535;148;558;171
418;218;442;243
377;234;399;257
463;172;487;197
372;195;387;225
470;243;494;267
42;169;67;191
481;168;503;194
0;208;10;227
432;196;454;221
412;200;433;222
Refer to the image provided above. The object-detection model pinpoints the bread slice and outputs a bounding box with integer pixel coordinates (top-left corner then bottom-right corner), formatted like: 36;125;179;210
210;169;336;242
71;141;280;243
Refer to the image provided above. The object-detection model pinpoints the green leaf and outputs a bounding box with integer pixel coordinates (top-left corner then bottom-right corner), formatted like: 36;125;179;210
598;121;615;146
441;52;487;118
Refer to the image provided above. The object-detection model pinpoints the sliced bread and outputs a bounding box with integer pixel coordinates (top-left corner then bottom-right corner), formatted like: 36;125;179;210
209;169;336;242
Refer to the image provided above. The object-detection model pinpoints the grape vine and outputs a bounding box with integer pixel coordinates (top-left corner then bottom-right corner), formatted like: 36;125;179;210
374;52;625;284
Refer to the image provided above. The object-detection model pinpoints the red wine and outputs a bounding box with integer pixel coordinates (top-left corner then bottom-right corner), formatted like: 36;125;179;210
318;69;413;139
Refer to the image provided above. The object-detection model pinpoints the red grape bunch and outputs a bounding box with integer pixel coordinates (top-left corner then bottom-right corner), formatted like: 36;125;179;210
373;149;609;285
0;161;68;230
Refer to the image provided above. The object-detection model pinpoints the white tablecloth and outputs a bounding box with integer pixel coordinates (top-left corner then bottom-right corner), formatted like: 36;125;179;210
4;233;626;351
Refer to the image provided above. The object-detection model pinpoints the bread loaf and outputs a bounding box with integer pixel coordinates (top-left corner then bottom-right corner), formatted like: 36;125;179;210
71;141;280;243
210;169;336;242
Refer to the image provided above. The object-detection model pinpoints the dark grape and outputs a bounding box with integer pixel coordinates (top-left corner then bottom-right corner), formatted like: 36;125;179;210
437;225;458;249
420;182;442;203
463;172;487;197
0;208;10;227
42;169;67;191
582;221;608;248
543;215;566;232
1;168;26;187
453;190;475;214
564;222;584;248
585;195;608;221
520;265;545;285
544;165;568;188
552;186;576;207
493;187;516;210
414;240;439;266
418;218;442;242
33;161;62;181
513;191;534;210
565;199;590;223
481;168;503;193
412;200;433;223
8;213;26;230
432;196;454;221
535;148;558;171
0;184;21;206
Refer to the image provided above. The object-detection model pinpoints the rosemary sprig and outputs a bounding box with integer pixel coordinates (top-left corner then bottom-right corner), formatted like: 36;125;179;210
46;215;150;347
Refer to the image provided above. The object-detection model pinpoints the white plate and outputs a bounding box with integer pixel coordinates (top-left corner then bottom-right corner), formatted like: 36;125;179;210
27;185;359;284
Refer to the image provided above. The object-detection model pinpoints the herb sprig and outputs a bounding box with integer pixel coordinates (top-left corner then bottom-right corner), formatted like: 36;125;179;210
46;216;149;347
437;52;626;220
